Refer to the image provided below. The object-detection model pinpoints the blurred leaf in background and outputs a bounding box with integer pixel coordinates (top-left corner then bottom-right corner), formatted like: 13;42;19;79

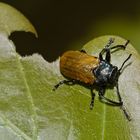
87;16;140;53
0;0;140;61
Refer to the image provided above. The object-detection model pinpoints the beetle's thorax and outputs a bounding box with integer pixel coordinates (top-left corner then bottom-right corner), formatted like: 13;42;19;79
93;60;119;85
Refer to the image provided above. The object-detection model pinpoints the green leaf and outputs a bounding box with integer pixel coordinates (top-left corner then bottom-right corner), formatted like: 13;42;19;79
0;2;37;37
0;3;140;140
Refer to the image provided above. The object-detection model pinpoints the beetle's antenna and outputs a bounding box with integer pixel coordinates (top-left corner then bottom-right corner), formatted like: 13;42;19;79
119;54;132;72
105;38;115;48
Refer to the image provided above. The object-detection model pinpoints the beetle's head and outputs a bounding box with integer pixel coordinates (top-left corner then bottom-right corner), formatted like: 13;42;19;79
108;54;132;84
108;66;119;84
93;61;119;85
94;54;132;86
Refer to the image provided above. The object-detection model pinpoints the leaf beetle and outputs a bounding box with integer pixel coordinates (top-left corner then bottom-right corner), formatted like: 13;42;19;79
53;38;132;121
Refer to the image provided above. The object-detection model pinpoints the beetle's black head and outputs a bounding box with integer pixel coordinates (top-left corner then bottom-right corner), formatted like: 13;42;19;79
93;53;132;86
93;61;119;85
108;66;119;84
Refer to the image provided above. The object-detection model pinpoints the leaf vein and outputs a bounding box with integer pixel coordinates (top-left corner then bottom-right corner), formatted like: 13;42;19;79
16;55;38;140
0;114;32;140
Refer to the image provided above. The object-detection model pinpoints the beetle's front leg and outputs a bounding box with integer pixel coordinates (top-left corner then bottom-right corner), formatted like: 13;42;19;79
99;38;129;62
99;38;114;61
104;40;129;63
110;40;129;50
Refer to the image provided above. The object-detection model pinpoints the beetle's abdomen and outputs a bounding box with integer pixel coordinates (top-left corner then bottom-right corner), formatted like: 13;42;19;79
60;51;100;84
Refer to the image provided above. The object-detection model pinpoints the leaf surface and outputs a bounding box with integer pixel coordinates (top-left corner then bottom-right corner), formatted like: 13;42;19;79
0;2;140;140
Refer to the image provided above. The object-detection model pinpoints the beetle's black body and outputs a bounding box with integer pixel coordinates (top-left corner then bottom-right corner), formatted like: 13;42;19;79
53;38;132;121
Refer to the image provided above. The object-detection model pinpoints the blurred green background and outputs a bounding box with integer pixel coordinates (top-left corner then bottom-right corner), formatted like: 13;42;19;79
0;0;140;61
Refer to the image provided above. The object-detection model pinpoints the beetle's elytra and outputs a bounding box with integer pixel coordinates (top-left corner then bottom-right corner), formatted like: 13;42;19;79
60;51;99;84
53;38;132;121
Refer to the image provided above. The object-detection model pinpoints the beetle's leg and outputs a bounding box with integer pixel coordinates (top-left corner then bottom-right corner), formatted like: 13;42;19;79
119;54;132;72
90;87;95;109
105;40;130;63
80;49;87;53
105;49;111;63
115;83;131;121
110;40;129;50
53;79;76;91
99;39;129;61
115;82;122;103
99;84;131;121
99;38;115;61
98;86;122;106
107;40;129;63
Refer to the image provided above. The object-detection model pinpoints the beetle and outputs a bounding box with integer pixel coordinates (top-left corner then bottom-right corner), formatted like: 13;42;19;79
53;38;132;121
